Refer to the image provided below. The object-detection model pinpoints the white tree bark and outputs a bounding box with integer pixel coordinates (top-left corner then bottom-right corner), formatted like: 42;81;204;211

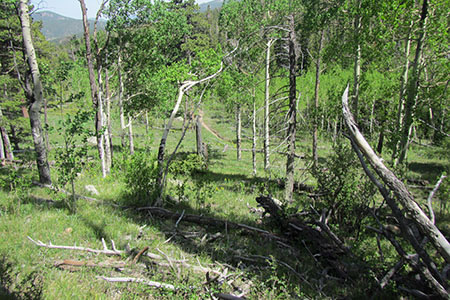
342;85;450;263
18;0;51;184
236;103;241;161
264;39;274;170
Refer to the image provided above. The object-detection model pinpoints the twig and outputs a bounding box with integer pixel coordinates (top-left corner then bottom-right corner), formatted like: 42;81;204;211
132;246;149;264
157;248;175;271
175;210;185;228
97;276;176;290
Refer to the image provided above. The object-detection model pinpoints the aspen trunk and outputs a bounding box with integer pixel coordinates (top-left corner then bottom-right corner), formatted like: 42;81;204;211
18;0;51;184
398;0;428;165
352;0;362;123
264;39;273;170
128;117;134;155
285;16;297;203
252;92;257;176
96;63;108;177
236;104;241;161
79;0;106;176
145;111;149;135
312;30;324;169
44;98;49;151
196;115;203;157
0;128;4;162
117;54;126;149
0;107;13;161
392;22;413;164
105;66;113;166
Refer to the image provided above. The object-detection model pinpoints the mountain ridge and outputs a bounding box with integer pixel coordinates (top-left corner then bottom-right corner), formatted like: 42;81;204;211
32;0;223;42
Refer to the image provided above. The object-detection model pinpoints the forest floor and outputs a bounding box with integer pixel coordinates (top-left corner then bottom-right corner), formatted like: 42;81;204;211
0;102;448;299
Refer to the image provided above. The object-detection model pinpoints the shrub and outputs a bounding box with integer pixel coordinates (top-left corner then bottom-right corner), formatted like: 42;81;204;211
122;152;158;206
311;141;376;234
169;153;206;176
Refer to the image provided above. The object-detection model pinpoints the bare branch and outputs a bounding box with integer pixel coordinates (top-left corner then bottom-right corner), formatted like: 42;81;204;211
97;276;176;290
427;174;446;224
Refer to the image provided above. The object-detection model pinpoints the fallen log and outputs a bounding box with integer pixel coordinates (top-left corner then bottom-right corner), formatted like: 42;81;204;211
137;206;287;243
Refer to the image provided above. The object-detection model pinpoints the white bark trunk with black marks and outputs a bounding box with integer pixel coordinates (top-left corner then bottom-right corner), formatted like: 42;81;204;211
392;22;413;165
285;15;297;203
18;0;51;184
398;0;428;165
264;39;274;171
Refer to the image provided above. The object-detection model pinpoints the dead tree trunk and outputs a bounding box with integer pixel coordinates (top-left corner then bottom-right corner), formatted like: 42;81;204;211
342;85;450;264
18;0;51;184
285;15;298;203
156;64;225;205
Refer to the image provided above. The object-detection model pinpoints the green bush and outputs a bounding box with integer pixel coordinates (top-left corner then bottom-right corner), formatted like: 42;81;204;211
169;153;206;176
311;141;376;233
122;152;158;206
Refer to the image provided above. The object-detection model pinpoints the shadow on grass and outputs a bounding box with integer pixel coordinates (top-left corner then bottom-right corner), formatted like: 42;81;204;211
408;161;446;182
0;257;42;300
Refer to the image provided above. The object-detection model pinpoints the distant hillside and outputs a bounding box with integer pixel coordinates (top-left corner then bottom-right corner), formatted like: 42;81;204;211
199;0;223;12
32;11;106;43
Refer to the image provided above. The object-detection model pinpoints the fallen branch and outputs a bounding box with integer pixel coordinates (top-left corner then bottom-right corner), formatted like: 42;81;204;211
341;85;450;263
54;259;127;269
97;276;175;290
27;236;222;276
214;293;245;300
27;236;123;256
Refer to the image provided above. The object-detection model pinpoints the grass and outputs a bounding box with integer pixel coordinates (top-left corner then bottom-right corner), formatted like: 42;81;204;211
0;101;448;299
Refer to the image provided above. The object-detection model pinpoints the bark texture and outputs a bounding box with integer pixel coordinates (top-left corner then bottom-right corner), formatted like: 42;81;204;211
264;39;274;170
18;0;51;184
398;0;428;165
285;15;298;203
312;30;324;169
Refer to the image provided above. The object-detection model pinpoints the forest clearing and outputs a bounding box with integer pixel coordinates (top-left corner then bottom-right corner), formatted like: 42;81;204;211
0;0;449;298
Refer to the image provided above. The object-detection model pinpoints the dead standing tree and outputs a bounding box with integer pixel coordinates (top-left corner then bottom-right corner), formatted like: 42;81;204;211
342;85;449;297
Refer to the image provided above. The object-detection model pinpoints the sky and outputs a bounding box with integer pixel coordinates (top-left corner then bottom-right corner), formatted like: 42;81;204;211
30;0;213;20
